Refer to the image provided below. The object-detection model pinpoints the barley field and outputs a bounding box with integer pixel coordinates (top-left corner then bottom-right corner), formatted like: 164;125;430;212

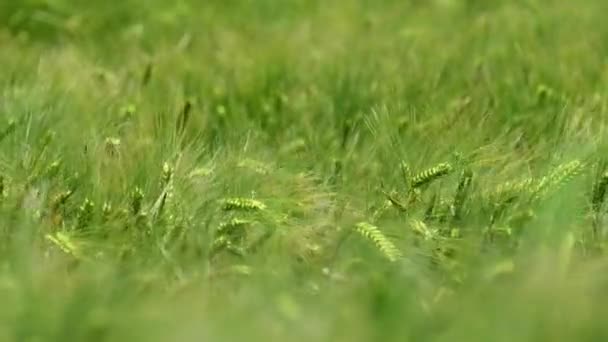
2;1;608;341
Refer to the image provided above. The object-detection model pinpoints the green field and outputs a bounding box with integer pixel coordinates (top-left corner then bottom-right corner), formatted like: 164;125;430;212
2;1;608;341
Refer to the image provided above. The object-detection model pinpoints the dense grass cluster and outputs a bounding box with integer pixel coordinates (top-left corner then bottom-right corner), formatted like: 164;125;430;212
3;0;608;341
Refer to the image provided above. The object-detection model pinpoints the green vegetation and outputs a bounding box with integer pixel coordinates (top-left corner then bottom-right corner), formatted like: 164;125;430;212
2;0;608;340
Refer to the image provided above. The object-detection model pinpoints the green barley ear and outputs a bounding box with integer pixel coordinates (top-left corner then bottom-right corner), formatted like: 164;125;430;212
209;235;247;258
237;159;271;175
210;237;246;258
76;198;95;230
410;219;436;241
0;119;17;143
130;187;144;215
209;235;230;257
188;167;213;179
488;178;535;204
216;218;252;248
217;218;252;237
452;169;473;220
592;171;608;214
210;218;253;257
176;99;193;137
220;198;267;211
355;222;403;262
411;163;452;189
46;232;81;259
533;160;584;200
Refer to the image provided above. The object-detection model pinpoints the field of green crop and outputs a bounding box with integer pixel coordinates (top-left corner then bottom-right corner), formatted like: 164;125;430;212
2;0;608;340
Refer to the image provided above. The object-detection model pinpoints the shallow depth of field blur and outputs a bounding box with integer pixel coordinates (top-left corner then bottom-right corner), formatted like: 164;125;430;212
2;0;608;341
